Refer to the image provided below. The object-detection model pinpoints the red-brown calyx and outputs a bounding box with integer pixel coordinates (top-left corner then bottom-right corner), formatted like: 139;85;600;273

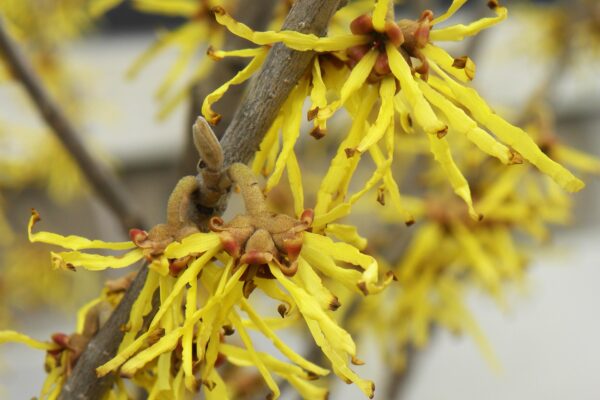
209;209;314;296
347;10;434;80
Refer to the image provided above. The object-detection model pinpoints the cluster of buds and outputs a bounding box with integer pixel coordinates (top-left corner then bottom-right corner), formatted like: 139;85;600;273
209;208;314;297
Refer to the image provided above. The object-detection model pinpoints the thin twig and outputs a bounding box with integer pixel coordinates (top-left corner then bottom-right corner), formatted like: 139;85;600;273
0;17;146;232
56;0;343;398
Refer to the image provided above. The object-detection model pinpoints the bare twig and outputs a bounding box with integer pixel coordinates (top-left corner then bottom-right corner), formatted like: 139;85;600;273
56;0;343;398
0;17;146;232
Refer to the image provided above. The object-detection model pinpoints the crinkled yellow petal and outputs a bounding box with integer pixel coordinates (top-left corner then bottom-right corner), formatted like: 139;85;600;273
320;154;390;227
0;331;58;351
431;0;468;25
272;266;356;355
394;96;414;133
428;67;584;192
182;277;197;390
314;86;378;218
213;8;369;51
303;233;372;274
427;134;479;220
265;77;309;193
239;298;329;376
269;266;370;389
149;256;169;276
372;0;391;31
255;278;295;315
386;43;447;135
50;248;144;271
430;4;507;41
309;315;374;397
202;47;269;124
356;77;396;153
419;81;512;164
300;232;362;290
220;343;304;379
163;232;221;259
102;266;245;377
286;373;329;400
200;326;223;384
312;204;353;232
121;327;184;376
422;45;474;82
99;329;153;376
309;57;328;129
151;245;223;328
368;143;415;224
28;210;134;250
318;49;377;121
295;258;340;312
324;224;367;250
230;311;280;399
120;271;160;349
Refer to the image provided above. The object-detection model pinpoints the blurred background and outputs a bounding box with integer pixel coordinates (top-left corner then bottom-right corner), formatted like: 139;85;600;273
0;0;599;399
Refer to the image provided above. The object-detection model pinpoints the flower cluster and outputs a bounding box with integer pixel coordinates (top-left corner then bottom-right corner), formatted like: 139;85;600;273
5;156;392;398
204;0;583;228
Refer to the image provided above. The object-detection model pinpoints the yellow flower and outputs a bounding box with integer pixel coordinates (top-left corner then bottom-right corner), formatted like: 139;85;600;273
203;0;584;228
343;122;600;371
22;161;392;398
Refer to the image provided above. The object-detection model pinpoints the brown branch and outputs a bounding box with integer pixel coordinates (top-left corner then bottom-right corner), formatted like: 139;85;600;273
56;0;343;398
60;265;150;399
0;17;146;232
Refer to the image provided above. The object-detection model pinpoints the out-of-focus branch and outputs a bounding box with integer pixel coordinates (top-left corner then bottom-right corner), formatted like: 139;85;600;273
0;17;146;232
56;0;343;398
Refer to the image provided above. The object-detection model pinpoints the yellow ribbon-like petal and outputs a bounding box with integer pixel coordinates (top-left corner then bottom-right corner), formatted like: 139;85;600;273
386;43;447;135
202;47;269;124
0;330;58;351
213;7;369;51
430;4;508;41
28;210;135;251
